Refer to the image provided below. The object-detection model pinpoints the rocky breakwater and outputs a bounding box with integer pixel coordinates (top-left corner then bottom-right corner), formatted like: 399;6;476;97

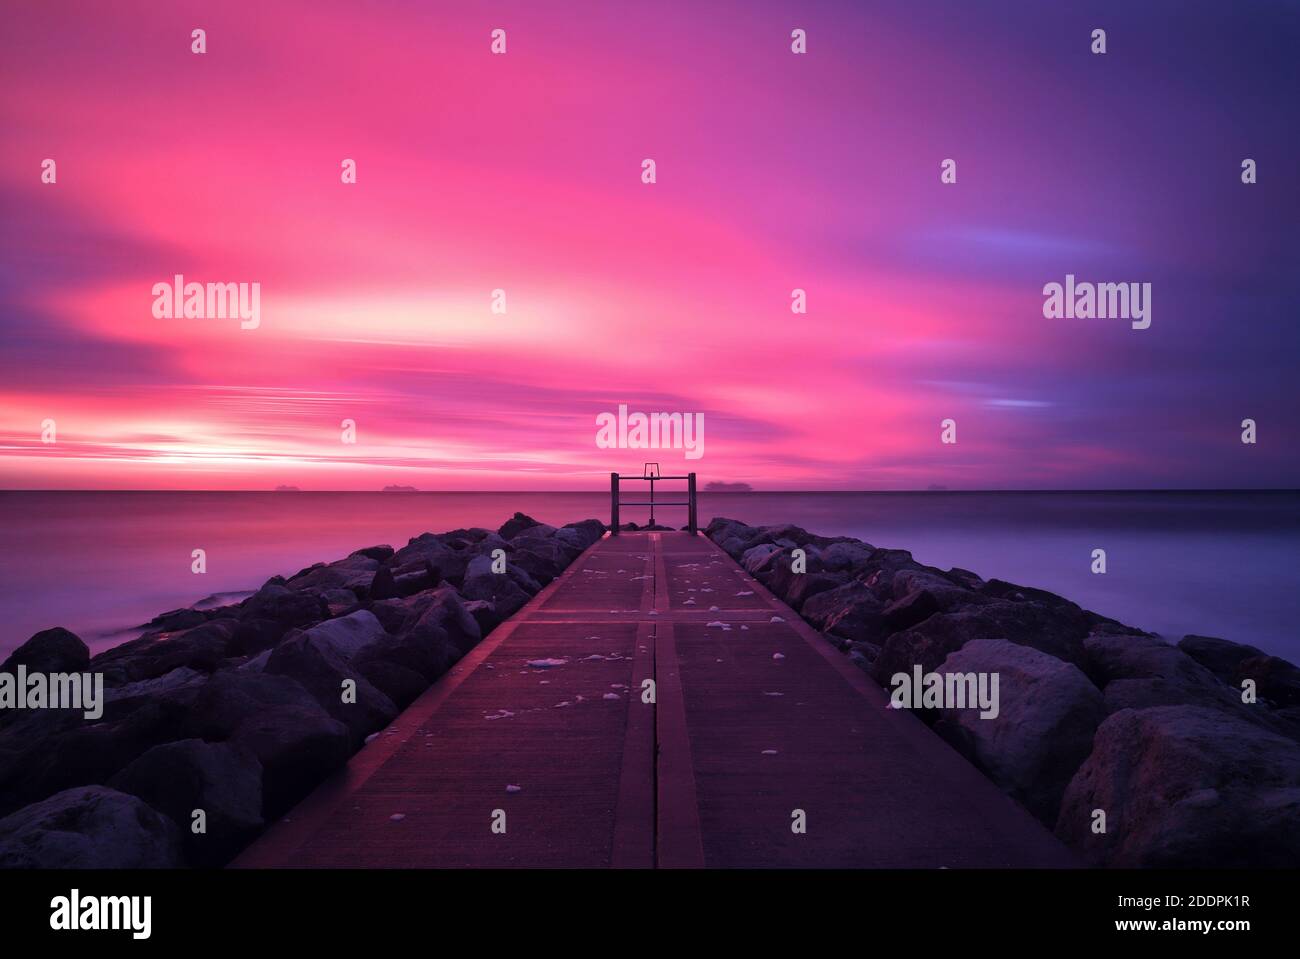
0;514;606;868
705;517;1300;868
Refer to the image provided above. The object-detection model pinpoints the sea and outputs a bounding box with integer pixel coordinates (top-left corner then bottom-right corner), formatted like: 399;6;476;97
1;490;1296;663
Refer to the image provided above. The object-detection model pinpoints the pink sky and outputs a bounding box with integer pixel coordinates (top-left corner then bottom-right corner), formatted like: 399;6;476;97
2;1;1296;490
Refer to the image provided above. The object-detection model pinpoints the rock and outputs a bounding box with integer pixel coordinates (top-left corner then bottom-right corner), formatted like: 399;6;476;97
1;627;90;675
762;566;845;612
1177;635;1266;681
0;786;184;869
498;512;541;539
241;584;327;629
368;597;416;635
741;543;783;575
979;578;1077;609
1056;705;1300;867
819;540;875;571
462;599;500;635
801;582;888;642
1236;655;1300;709
704;516;757;558
286;553;380;593
108;739;263;866
932;640;1105;825
356;659;429;709
390;534;469;585
351;545;395;562
357;623;459;683
265;632;398;748
847;640;882;672
1081;631;1256;719
882;588;944;632
1175;636;1300;709
754;523;818;547
510;522;559;543
317;588;361;614
103;667;206;705
873;600;1093;685
394;566;435;597
294;611;389;664
0;695;194;815
407;586;481;653
187;671;350;819
138;608;209;632
944;567;986;590
368;565;399;601
561;519;606;549
503;549;553;589
461;558;531;621
231;617;288;656
92;620;237;686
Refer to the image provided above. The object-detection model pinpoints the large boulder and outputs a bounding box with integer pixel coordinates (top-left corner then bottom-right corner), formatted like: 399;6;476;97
355;660;429;710
390;534;468;584
741;543;783;575
1056;705;1300;867
108;739;263;866
1081;631;1261;720
0;695;194;814
932;639;1105;824
460;557;531;621
355;623;459;683
91;620;237;686
406;586;482;654
801;582;889;642
138;608;209;633
368;565;399;601
1178;635;1300;710
498;512;541;539
562;519;606;549
508;548;563;587
293;611;389;664
351;545;395;562
0;786;184;868
240;584;327;629
285;554;378;593
187;671;350;819
705;517;759;559
762;565;846;612
873;600;1093;686
510;522;559;544
1236;655;1300;709
1;627;90;675
265;633;397;748
818;540;875;571
1177;635;1266;681
231;617;289;656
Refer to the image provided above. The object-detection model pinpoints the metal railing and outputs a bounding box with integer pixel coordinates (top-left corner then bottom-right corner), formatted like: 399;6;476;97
610;470;697;535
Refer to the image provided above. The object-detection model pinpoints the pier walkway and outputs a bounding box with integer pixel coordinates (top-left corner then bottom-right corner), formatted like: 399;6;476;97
235;533;1073;868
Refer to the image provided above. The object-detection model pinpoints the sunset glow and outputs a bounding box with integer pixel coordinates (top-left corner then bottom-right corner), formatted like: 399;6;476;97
2;0;1297;490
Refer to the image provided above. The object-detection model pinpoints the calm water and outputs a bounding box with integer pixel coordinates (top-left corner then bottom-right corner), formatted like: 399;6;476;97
1;491;1297;662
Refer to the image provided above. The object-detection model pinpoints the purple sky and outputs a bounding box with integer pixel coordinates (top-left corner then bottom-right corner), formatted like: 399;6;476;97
1;0;1297;490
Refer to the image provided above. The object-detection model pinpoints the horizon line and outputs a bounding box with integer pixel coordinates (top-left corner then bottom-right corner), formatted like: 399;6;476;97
2;488;1298;495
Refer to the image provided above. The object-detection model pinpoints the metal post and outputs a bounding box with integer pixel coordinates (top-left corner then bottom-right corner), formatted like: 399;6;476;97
688;472;697;534
648;475;656;526
610;472;619;535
